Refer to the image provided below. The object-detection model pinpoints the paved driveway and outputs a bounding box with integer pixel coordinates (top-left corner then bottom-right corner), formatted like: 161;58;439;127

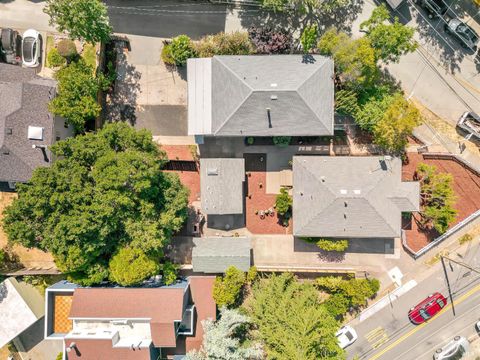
109;35;188;136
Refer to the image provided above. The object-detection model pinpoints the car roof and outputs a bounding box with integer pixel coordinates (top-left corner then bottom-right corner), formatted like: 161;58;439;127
412;293;444;310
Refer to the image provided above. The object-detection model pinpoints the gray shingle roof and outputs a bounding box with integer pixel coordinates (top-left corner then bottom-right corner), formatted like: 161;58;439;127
188;55;334;136
0;64;57;183
200;158;245;215
293;156;420;238
192;237;251;273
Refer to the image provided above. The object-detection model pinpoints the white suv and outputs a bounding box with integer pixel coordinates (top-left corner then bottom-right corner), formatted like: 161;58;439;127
433;336;469;360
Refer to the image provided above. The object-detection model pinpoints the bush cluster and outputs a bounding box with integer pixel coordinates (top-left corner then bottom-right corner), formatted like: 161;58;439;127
275;187;292;216
213;266;246;308
248;26;292;54
47;48;66;67
57;39;78;59
196;31;254;58
316;238;349;252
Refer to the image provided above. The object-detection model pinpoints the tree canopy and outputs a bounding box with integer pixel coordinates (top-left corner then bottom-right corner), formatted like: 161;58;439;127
44;0;112;44
109;247;160;286
213;266;246;308
416;163;457;233
246;273;344;360
49;59;109;132
2;123;189;285
360;5;417;63
186;308;263;360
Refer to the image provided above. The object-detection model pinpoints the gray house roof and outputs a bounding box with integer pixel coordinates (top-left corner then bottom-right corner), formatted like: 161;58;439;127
188;55;334;136
0;64;58;183
293;156;420;238
192;237;251;273
200;158;245;215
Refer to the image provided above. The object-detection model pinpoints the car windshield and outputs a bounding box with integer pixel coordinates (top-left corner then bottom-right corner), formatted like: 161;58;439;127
23;37;34;61
436;298;445;308
346;332;354;341
419;308;431;320
458;25;478;40
444;344;466;360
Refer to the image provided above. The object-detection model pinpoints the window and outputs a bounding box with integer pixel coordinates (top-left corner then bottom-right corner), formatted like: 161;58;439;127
436;298;445;308
419;308;431;320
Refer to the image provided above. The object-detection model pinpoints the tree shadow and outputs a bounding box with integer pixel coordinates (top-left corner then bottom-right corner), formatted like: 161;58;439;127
105;42;141;126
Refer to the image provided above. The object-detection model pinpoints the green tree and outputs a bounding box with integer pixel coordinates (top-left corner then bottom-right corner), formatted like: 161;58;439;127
56;39;78;59
186;308;263;360
316;276;380;308
275;187;292;216
246;273;343;360
109;247;160;286
49;59;109;131
261;0;349;14
162;261;178;285
323;293;350;319
318;29;377;85
170;35;197;66
355;94;395;131
213;266;246;308
360;5;417;63
416;163;457;233
47;48;66;68
300;24;318;53
44;0;112;44
2;123;189;285
335;89;360;116
372;94;422;153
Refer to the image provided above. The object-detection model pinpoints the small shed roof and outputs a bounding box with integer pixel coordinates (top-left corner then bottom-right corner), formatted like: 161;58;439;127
192;237;251;273
200;158;245;215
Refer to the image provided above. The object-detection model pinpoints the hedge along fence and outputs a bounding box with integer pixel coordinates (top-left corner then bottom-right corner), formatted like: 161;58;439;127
402;152;480;258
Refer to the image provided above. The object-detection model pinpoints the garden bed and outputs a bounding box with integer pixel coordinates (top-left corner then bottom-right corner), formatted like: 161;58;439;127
245;134;348;146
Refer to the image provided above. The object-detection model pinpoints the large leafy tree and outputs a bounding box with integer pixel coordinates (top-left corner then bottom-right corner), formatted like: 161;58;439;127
318;28;377;86
49;59;110;132
44;0;112;43
109;247;160;286
416;163;457;233
261;0;350;14
372;94;422;153
2;123;189;285
246;273;344;360
186;308;263;360
213;266;246;308
360;4;417;63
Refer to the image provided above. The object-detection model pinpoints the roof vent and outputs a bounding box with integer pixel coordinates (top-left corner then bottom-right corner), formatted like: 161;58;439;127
5;128;12;135
2;150;9;155
28;126;44;140
320;176;326;183
270;83;277;87
340;189;347;195
353;189;361;195
270;95;278;100
207;168;218;176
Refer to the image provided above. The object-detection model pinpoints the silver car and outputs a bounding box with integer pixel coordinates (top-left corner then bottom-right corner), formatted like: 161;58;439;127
457;111;480;140
433;336;469;360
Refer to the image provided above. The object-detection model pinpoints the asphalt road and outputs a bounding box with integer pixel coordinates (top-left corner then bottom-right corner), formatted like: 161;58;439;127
347;240;480;360
105;0;228;39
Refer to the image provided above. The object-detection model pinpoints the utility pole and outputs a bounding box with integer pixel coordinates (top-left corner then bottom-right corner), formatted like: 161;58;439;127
440;256;456;316
440;254;480;317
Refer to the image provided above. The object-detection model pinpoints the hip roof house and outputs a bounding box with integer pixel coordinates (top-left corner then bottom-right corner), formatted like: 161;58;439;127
0;63;73;186
188;55;334;137
293;156;420;238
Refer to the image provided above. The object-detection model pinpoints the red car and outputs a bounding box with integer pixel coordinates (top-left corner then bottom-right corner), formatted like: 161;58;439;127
408;292;447;324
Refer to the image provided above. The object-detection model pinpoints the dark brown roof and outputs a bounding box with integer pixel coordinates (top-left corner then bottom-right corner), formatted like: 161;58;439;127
69;287;186;347
65;339;154;360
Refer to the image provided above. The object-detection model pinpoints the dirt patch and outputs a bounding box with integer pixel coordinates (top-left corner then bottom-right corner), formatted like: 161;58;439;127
402;153;480;252
0;191;54;268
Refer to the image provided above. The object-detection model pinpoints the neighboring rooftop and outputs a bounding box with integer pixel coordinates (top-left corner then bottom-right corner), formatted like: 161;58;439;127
200;158;245;215
192;237;251;273
293;156;420;238
188;55;334;137
0;63;59;183
0;277;45;348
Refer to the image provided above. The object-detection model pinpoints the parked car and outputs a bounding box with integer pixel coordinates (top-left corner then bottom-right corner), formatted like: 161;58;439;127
457;111;480;140
445;18;479;51
408;292;447;324
21;29;41;67
413;0;447;18
0;28;21;65
336;325;358;349
433;336;469;359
